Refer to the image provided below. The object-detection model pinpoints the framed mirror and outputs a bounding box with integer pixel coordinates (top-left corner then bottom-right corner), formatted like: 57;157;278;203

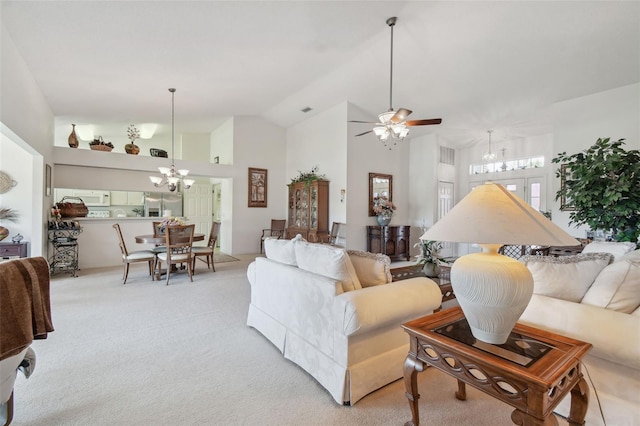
369;173;393;216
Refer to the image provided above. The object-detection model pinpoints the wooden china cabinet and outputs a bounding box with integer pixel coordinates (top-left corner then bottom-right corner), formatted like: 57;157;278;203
286;180;329;243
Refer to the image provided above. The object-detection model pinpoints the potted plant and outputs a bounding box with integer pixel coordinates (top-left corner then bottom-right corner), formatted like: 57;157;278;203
553;138;640;245
289;165;326;187
125;124;141;155
414;239;446;277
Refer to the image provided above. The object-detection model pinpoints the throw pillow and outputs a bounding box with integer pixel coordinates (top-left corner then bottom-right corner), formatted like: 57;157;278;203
294;241;362;292
581;241;637;261
520;253;613;302
347;250;392;287
264;234;305;266
581;259;640;313
622;249;640;262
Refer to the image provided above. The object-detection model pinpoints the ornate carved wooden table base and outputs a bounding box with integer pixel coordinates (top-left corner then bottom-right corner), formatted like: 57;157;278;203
402;307;592;426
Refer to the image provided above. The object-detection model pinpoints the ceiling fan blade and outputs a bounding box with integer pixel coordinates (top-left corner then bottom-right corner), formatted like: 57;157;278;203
390;108;412;123
406;118;443;127
355;130;374;137
348;120;378;124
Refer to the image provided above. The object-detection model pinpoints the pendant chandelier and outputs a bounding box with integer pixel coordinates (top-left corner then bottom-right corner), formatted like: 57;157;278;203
482;130;497;162
149;88;194;192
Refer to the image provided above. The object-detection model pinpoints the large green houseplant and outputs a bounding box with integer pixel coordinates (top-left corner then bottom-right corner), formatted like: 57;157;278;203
552;137;640;244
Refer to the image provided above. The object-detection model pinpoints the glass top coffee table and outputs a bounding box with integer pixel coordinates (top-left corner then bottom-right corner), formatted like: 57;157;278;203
402;307;592;426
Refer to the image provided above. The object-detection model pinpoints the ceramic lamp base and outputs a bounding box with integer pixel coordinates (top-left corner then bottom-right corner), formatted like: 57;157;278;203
450;245;533;344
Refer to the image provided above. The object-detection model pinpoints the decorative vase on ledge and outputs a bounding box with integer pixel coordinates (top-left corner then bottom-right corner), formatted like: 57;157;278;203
377;215;391;226
68;124;79;148
125;144;140;155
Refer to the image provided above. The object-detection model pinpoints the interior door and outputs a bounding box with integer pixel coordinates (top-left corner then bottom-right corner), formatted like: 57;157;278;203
183;183;213;246
437;181;455;258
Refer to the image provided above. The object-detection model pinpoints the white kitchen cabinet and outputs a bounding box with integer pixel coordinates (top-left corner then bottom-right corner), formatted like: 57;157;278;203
110;191;128;205
110;191;144;206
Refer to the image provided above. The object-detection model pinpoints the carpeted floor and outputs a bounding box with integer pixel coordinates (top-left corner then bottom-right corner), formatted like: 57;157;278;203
11;255;569;425
213;252;239;263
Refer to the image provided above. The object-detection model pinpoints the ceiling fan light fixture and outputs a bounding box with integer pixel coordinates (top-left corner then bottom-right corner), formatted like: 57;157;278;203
378;111;396;124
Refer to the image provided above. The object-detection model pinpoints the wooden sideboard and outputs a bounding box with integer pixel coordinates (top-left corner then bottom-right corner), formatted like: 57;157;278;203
366;225;411;261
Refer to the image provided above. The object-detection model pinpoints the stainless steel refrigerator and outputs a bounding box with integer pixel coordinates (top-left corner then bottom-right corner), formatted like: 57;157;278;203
143;192;183;218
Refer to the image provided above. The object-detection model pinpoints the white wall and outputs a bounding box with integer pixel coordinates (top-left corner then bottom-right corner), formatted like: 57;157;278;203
0;26;53;255
232;116;287;254
552;83;640;237
211;119;234;165
288;102;348;236
345;102;412;251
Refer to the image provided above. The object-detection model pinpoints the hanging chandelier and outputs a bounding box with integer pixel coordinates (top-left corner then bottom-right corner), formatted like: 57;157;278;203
482;130;497;162
149;88;194;192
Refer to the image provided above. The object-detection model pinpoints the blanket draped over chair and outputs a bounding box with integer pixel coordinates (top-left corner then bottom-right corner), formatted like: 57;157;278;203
0;257;54;361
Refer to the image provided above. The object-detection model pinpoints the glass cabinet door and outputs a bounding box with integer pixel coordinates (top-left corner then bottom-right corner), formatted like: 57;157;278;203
310;185;318;229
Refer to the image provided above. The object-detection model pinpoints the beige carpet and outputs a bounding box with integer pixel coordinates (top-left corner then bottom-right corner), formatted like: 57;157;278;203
11;255;569;425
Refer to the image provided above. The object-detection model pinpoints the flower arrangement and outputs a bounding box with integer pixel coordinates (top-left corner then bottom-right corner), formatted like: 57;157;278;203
373;195;396;218
127;124;140;143
290;165;326;186
157;216;185;232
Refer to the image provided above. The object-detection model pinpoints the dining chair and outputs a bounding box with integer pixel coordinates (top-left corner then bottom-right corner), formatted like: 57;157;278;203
151;221;167;254
113;223;156;284
192;221;221;274
321;222;346;247
260;219;286;253
156;224;195;285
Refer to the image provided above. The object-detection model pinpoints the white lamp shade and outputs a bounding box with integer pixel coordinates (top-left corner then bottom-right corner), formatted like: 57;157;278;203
158;167;171;176
149;176;163;185
182;179;195;188
178;169;190;177
420;182;579;247
167;176;180;185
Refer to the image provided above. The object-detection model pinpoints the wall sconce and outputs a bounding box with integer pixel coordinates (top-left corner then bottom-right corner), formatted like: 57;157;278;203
75;125;94;141
340;189;346;203
139;123;158;139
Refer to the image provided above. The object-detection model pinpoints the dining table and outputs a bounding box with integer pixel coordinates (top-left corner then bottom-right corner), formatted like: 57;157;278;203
135;233;206;275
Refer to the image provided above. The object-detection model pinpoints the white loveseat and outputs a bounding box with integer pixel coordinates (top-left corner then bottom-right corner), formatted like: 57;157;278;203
519;242;640;426
246;237;443;405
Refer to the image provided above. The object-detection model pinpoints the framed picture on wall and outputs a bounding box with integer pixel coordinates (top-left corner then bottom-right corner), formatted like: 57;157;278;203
248;167;267;208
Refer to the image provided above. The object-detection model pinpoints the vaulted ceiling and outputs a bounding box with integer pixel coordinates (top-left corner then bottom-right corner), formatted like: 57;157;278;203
2;1;638;147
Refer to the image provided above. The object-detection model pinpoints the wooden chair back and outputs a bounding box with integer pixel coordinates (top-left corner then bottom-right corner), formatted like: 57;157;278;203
269;219;286;237
207;221;221;248
113;223;129;257
164;224;195;257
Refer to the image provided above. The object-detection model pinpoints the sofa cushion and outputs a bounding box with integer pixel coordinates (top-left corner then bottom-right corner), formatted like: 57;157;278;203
347;250;392;287
294;241;362;292
520;253;613;302
582;241;637;261
581;259;640;313
264;234;305;266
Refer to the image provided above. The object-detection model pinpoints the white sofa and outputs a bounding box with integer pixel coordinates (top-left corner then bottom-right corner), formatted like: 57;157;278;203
246;237;443;405
519;242;640;426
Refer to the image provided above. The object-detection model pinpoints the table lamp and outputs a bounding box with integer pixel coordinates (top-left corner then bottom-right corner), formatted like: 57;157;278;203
420;182;579;344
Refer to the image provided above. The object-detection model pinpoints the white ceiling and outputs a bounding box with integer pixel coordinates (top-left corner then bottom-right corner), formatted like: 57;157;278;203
2;1;639;146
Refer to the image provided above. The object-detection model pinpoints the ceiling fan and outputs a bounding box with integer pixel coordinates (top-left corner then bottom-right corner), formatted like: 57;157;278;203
350;17;442;147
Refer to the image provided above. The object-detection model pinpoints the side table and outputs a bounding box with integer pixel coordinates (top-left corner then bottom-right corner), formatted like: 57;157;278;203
402;307;592;426
0;241;29;262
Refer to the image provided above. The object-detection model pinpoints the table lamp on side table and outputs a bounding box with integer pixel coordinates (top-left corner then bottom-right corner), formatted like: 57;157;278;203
420;182;579;344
